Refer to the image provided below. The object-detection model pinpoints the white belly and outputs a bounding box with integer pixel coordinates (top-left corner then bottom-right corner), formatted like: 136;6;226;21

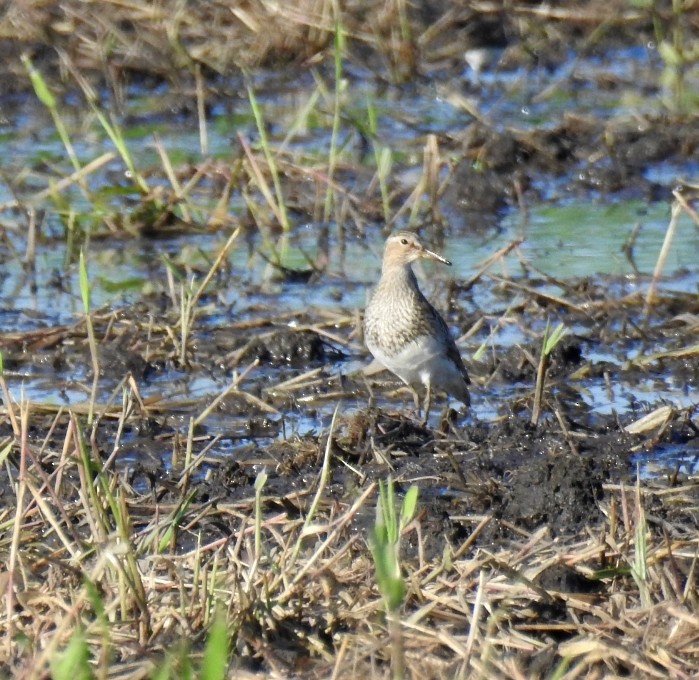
368;334;467;403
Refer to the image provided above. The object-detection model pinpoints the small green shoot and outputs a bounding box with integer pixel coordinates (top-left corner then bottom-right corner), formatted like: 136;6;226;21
201;609;229;680
631;481;651;608
156;489;196;554
89;106;151;196
78;248;91;314
246;83;290;231
531;320;567;426
79;249;100;425
324;20;346;224
366;98;392;224
150;610;228;680
179;278;196;367
549;655;572;680
473;296;522;362
370;476;418;680
173;227;241;368
543;320;567;355
72;418;150;633
21;54;90;200
371;477;418;611
50;626;92;680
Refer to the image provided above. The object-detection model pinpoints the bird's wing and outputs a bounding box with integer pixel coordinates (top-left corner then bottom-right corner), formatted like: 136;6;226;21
426;303;471;384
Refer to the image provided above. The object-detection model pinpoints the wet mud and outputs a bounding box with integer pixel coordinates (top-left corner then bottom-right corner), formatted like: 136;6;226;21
443;117;699;220
3;266;699;678
1;272;697;554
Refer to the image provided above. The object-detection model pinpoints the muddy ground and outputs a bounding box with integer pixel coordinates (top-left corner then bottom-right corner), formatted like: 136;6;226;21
4;268;699;542
2;258;699;676
1;1;699;677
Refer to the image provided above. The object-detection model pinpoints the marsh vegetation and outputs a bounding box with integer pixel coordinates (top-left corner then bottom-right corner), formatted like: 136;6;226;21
1;1;699;678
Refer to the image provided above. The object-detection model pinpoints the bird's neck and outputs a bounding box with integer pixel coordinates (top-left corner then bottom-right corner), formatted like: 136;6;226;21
382;260;414;279
378;264;419;300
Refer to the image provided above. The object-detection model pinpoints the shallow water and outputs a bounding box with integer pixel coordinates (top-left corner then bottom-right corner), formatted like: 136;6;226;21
1;44;698;480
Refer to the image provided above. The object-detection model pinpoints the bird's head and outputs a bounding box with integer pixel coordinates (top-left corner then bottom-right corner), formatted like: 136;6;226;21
383;231;451;269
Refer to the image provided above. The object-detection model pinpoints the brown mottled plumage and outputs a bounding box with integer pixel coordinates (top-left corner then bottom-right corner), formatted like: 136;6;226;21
364;231;470;419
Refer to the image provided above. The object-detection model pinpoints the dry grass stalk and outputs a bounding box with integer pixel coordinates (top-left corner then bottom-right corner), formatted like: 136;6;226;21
2;392;698;679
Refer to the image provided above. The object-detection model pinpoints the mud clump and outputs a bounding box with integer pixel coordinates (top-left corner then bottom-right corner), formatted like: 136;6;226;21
500;453;605;532
242;329;344;366
442;117;699;223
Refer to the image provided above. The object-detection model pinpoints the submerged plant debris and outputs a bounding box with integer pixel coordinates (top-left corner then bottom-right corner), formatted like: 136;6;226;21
0;1;699;679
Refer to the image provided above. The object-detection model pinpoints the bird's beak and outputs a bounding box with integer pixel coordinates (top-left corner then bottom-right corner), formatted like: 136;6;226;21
421;247;452;266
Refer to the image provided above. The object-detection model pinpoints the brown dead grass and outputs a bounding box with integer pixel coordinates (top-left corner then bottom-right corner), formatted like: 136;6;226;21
1;0;697;92
1;402;698;678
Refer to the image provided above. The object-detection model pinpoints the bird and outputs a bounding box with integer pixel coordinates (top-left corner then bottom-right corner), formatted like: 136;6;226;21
364;231;470;420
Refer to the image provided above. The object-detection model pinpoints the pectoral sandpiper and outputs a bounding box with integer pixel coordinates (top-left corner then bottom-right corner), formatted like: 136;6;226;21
364;231;470;419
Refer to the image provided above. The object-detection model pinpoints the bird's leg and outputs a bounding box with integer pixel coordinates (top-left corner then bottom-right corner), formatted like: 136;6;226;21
411;387;421;417
438;398;451;429
421;383;432;426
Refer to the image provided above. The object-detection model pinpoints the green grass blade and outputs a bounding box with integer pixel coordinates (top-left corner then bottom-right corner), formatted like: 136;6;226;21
50;626;93;680
201;610;229;680
544;321;567;355
79;249;90;314
91;106;150;195
400;485;419;529
246;83;290;231
21;54;57;109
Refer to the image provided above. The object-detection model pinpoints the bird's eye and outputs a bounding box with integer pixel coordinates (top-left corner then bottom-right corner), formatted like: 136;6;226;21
400;238;408;245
